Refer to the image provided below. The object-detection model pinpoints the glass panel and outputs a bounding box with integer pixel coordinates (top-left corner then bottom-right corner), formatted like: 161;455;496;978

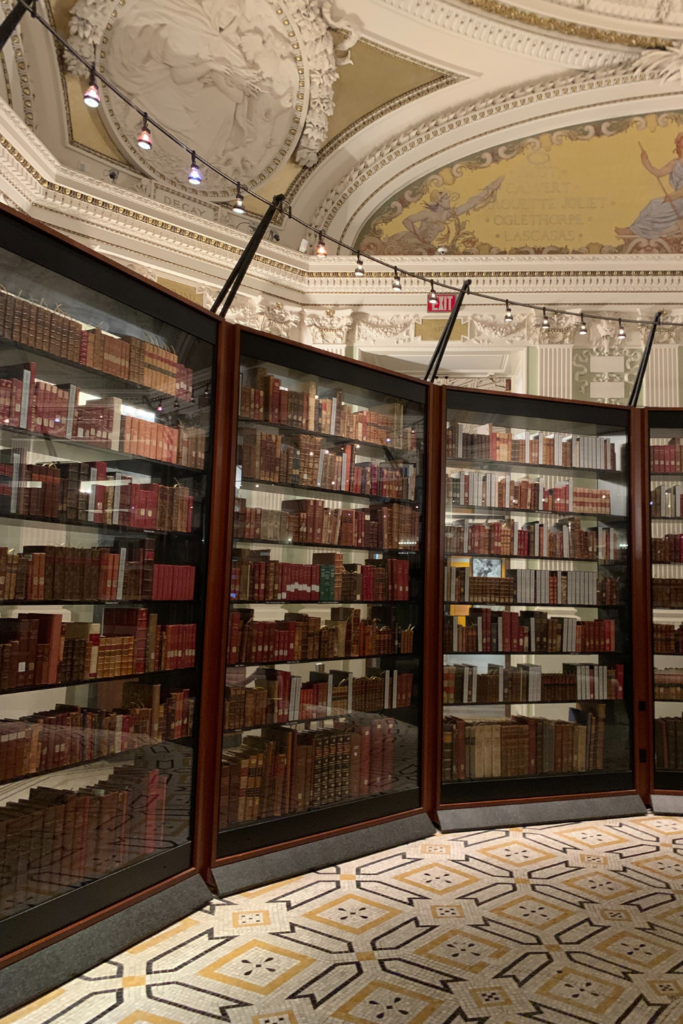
219;341;425;848
649;420;683;778
442;396;631;796
0;243;213;927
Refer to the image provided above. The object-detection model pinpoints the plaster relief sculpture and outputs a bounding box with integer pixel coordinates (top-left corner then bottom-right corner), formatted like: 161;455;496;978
67;0;357;196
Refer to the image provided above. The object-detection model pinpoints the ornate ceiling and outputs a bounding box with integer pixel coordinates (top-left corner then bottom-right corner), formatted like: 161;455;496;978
1;0;683;394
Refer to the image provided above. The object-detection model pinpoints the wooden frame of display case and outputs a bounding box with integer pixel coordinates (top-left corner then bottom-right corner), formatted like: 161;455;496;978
0;204;228;985
645;407;683;809
206;326;437;883
434;388;649;828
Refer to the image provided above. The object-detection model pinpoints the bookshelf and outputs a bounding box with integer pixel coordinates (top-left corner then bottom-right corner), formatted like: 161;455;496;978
0;206;221;960
216;329;428;859
648;411;683;794
438;390;634;809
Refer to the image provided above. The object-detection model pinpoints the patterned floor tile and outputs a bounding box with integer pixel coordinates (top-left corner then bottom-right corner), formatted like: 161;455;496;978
11;814;683;1024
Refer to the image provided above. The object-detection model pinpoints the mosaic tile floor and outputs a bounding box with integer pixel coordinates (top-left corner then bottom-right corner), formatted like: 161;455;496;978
10;814;683;1024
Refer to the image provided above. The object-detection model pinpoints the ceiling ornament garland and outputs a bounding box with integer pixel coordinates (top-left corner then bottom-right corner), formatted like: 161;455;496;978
66;0;358;197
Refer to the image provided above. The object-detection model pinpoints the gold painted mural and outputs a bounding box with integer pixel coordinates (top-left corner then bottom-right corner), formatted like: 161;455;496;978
356;112;683;256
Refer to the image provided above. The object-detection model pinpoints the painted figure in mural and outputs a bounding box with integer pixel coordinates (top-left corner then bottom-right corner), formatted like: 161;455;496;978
402;178;504;248
616;134;683;239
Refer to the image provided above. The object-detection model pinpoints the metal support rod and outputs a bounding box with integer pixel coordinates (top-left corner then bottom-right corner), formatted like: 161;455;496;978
424;279;471;382
628;311;663;407
211;194;285;317
0;0;35;51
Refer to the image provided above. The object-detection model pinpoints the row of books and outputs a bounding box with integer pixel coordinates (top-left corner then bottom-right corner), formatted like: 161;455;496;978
655;715;683;769
0;611;197;690
0;691;193;782
650;485;683;519
234;498;420;551
654;671;683;700
445;518;624;562
652;535;683;564
0;762;170;916
240;368;416;450
447;473;612;515
0;543;195;603
654;623;683;654
240;430;417;501
230;553;410;604
227;607;415;665
0;364;206;467
650;439;683;475
444;567;620;607
443;663;624;704
442;702;607;780
219;717;396;826
445;608;617;653
0;290;194;397
0;458;195;532
224;668;413;729
652;578;683;608
447;423;617;470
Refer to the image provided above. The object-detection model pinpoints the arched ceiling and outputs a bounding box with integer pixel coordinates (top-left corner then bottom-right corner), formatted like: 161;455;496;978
1;0;683;276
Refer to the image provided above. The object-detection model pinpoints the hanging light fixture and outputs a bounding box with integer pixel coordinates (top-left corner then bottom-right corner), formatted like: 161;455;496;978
541;308;549;331
354;254;364;278
315;232;327;258
83;67;100;108
188;152;202;185
504;301;513;323
233;183;245;214
579;315;588;336
136;114;153;150
618;319;626;340
392;268;402;292
428;282;437;310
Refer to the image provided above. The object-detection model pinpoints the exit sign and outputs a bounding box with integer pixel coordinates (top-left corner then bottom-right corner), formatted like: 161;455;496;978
427;294;456;312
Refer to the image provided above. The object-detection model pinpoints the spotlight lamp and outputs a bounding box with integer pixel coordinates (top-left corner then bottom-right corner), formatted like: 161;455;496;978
136;114;153;150
354;254;364;278
83;67;100;108
504;301;513;323
541;308;549;331
428;282;437;310
188;152;202;185
315;232;328;258
392;268;402;292
579;315;588;336
618;319;626;340
233;183;245;214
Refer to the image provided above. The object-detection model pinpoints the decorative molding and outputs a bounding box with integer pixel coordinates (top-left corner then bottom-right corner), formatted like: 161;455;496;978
353;313;417;347
539;346;573;398
1;0;34;129
303;307;354;348
67;0;357;194
310;65;658;244
420;0;670;47
643;344;679;406
372;0;638;64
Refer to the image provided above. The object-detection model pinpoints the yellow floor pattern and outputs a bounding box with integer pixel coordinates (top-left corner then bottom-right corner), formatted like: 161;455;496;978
6;814;683;1024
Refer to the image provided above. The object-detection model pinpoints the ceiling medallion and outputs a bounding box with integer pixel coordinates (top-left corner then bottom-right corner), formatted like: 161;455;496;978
67;0;357;199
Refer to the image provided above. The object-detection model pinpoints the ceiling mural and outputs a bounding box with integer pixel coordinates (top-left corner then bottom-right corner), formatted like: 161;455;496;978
356;111;683;257
66;0;357;197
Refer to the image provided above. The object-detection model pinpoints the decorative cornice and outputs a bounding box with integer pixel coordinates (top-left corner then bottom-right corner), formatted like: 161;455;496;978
434;0;668;49
372;0;639;65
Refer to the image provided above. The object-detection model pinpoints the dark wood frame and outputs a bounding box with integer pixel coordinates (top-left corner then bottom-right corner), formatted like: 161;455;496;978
0;203;228;967
436;386;641;813
210;324;433;871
